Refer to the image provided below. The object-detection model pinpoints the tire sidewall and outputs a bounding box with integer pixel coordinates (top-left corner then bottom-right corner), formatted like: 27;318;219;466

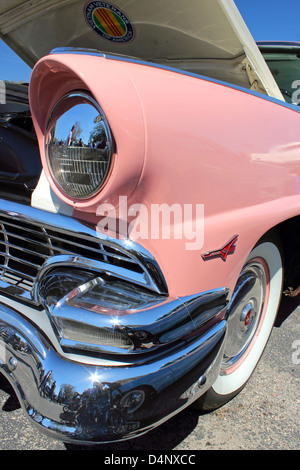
212;240;283;396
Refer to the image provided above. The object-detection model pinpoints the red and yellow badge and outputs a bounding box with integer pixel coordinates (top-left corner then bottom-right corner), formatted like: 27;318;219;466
85;1;134;43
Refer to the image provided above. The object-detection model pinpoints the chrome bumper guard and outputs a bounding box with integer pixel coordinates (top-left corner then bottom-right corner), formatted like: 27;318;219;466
0;302;227;443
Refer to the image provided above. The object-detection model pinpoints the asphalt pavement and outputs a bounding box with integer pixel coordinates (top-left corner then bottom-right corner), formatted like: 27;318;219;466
0;295;299;451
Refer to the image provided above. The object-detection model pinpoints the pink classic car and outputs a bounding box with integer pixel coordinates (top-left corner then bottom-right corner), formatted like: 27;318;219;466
0;0;299;444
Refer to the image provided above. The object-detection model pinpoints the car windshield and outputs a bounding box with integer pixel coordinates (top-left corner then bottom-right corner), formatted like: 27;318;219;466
260;46;300;105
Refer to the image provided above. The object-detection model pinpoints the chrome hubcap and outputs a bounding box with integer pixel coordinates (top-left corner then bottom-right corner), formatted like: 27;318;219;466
221;260;268;372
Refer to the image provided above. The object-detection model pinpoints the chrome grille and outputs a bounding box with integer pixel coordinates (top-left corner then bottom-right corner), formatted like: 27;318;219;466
0;206;166;304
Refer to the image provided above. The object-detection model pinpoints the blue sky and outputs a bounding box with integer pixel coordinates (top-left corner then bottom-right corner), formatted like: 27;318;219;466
235;0;300;42
0;0;299;82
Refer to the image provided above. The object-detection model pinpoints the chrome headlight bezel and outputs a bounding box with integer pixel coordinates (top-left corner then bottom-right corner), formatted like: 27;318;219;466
45;91;114;200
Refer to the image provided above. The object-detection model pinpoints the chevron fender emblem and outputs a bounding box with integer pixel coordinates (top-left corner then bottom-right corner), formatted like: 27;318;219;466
202;235;239;262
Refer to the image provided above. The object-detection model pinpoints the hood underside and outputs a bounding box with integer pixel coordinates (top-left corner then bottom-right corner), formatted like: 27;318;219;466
0;0;282;99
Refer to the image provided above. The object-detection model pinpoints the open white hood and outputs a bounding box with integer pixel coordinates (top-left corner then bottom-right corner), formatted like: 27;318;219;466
0;0;282;99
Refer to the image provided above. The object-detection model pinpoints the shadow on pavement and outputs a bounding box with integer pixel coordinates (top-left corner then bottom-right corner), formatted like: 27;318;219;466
0;374;20;412
275;295;299;327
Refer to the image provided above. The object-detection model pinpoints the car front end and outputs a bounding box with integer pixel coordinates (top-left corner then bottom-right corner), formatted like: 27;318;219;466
0;0;299;445
0;197;229;443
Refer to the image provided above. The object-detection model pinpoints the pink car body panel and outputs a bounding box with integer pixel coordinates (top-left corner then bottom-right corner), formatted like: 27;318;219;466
29;53;300;298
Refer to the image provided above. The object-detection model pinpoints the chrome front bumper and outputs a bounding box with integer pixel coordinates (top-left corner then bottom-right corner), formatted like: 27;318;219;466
0;301;227;444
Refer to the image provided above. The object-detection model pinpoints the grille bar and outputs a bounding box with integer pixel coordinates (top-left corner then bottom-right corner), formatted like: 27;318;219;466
0;239;47;260
1;266;35;283
5;253;42;270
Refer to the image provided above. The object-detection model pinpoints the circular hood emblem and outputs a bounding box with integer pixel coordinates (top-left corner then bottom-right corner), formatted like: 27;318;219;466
85;1;135;43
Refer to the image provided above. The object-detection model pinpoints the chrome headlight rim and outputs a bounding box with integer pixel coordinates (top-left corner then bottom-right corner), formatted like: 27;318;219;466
45;90;114;201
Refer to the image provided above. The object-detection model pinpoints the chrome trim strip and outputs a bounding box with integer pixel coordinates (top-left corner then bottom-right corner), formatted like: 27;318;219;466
41;270;229;355
49;47;300;113
257;41;300;50
50;47;106;58
33;254;152;305
0;301;226;443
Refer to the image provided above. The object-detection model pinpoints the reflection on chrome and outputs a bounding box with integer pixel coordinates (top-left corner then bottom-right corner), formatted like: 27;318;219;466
0;302;227;443
45;92;113;199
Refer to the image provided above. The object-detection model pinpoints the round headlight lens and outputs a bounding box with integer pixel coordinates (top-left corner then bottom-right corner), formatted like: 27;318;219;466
45;92;113;199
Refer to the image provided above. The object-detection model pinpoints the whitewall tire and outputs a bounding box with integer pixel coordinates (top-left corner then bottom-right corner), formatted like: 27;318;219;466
195;238;283;411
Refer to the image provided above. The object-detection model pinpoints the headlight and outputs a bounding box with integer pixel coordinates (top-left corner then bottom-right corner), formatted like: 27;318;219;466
45;92;113;199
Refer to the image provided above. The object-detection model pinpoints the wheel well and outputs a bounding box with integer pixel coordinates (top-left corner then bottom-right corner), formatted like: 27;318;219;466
267;216;300;293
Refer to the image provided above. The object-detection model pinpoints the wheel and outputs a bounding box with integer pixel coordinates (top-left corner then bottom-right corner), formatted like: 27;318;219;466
194;238;283;411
